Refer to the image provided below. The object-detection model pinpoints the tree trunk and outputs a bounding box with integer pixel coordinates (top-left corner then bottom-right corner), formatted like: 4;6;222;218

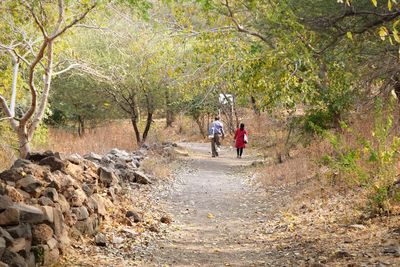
194;116;206;138
142;111;153;144
17;124;30;159
165;87;174;127
131;116;141;145
250;96;260;116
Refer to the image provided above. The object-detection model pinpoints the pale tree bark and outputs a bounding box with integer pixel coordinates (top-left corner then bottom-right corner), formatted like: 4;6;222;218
0;0;97;158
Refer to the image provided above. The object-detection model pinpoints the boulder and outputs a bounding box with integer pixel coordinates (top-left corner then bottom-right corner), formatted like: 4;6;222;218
46;238;57;250
0;237;5;259
0;196;13;212
87;194;107;216
0;169;24;182
51;208;65;239
38;197;54;207
27;151;57;162
68;188;87;207
0;228;14;244
71;207;89;221
13;203;44;224
56;195;70;213
64;163;83;181
11;159;31;169
0;208;19;226
41;188;59;203
8;238;29;255
6;224;31;240
32;224;53;245
39;156;66;172
74;216;97;236
16;175;42;194
134;171;152;184
94;233;107;247
97;167;118;187
83;152;102;163
1;249;26;267
41;206;54;223
126;210;142;223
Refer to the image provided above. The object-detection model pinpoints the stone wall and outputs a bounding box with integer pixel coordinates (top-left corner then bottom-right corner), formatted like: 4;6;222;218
0;148;152;267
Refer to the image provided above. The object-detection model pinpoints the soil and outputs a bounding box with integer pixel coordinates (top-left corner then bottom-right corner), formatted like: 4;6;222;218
62;143;400;266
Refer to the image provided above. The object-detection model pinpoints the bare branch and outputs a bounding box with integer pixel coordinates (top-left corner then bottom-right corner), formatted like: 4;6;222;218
223;0;275;49
50;3;97;40
52;63;81;76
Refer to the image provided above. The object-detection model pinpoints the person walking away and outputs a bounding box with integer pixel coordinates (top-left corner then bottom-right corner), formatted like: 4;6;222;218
210;116;225;157
234;123;248;158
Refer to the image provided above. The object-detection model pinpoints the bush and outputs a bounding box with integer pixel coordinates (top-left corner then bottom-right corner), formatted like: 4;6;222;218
322;96;400;216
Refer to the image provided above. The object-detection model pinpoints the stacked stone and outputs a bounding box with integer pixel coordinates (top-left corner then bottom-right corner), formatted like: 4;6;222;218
0;148;151;267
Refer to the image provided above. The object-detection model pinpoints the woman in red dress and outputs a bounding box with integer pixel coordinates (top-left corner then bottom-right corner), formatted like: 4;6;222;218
234;123;248;158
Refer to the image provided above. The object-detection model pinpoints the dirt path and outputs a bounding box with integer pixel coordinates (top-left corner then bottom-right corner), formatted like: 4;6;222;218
142;143;279;266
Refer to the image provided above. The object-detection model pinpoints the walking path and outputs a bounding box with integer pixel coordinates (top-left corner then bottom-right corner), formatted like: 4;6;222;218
145;143;277;266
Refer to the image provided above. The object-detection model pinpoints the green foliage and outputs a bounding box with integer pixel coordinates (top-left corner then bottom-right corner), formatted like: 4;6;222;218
323;96;400;215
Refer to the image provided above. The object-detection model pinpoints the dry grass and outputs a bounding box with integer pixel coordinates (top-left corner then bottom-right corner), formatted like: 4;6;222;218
42;120;138;155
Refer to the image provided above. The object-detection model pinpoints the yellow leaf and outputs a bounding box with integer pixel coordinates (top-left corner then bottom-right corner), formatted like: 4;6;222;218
207;213;214;219
379;26;389;40
389;0;393;10
346;31;353;40
372;0;378;7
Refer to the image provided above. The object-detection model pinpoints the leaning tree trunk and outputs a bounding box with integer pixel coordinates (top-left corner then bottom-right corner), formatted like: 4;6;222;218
142;111;153;144
17;124;30;159
131;115;141;145
165;87;174;127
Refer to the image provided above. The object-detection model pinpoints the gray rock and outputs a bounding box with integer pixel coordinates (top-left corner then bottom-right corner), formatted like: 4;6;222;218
97;167;118;187
81;183;95;197
0;261;8;267
5;224;31;240
88;194;107;216
52;208;65;239
74;217;96;236
383;245;400;256
0;196;13;212
41;187;59;202
0;208;19;226
16;175;42;194
134;171;152;184
0;237;5;259
56;194;70;213
27;151;57;162
68;188;87;207
38;196;54;207
0;169;24;182
94;233;106;246
8;238;29;254
39;156;66;172
1;249;26;267
71;207;89;221
126;210;142;223
0;227;14;244
112;236;124;244
46;238;58;250
83;152;102;162
13;203;44;224
11;159;31;169
41;206;54;223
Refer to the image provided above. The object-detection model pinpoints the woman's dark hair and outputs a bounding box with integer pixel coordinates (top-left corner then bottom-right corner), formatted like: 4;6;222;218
240;123;245;130
215;116;220;120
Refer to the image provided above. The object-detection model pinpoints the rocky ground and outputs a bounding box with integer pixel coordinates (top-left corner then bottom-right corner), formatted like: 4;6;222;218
1;142;399;266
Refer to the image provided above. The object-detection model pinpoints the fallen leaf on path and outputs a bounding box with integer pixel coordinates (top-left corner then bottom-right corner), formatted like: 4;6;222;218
207;213;215;219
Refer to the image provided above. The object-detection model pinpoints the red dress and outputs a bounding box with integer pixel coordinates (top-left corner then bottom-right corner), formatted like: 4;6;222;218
234;128;248;148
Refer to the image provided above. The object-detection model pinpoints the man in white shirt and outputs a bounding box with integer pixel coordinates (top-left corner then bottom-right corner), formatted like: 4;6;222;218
210;116;225;157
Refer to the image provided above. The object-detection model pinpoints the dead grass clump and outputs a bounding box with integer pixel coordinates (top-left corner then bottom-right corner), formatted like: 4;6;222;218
43;120;137;155
140;155;172;180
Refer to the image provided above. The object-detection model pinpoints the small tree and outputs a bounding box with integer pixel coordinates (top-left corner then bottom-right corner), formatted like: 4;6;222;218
0;0;97;158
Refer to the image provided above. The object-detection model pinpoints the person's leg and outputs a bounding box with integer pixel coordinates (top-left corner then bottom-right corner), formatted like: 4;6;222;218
239;148;243;158
214;133;220;156
211;138;216;157
236;148;240;158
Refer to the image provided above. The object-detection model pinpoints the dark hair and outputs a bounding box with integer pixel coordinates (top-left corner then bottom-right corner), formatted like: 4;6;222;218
240;123;245;130
215;116;220;120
